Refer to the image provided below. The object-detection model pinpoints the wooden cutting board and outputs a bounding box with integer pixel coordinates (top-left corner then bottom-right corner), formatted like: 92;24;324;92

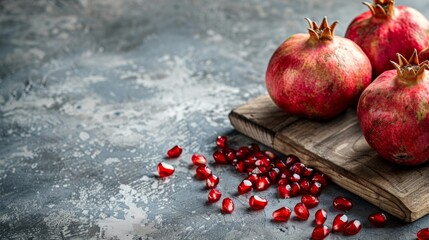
229;95;429;222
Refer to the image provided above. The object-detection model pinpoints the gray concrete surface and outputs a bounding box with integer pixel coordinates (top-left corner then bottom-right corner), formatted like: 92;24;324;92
1;0;429;239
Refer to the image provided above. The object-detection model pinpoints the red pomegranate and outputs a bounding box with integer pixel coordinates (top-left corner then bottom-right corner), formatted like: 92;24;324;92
358;50;429;165
345;0;429;78
266;17;372;120
419;48;429;62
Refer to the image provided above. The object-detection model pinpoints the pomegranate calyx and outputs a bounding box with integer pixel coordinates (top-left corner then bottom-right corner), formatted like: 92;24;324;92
391;49;429;83
305;17;338;41
363;0;395;19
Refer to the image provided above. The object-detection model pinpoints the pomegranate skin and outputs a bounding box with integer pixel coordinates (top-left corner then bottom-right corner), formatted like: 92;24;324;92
357;52;429;165
345;3;429;78
419;48;429;62
266;18;372;120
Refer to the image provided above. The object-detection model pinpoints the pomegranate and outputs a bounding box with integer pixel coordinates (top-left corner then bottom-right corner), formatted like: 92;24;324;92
311;225;330;240
166;145;182;158
266;17;371;120
333;196;353;211
345;0;429;77
358;50;429;165
157;162;175;177
368;212;387;227
222;198;234;214
315;209;328;225
191;154;207;166
272;207;292;222
294;202;309;220
249;195;268;210
419;47;429;62
208;189;222;203
417;228;429;240
343;219;362;235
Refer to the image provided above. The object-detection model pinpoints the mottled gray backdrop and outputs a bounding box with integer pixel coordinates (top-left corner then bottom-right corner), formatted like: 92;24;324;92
1;0;429;239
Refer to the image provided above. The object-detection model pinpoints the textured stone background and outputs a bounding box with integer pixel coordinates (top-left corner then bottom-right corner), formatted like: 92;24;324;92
1;0;429;239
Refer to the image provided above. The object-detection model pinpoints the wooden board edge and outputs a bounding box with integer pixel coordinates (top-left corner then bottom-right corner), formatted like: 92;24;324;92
228;110;275;148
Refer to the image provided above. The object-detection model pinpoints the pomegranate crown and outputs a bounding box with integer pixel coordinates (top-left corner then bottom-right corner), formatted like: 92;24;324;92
363;0;395;18
391;49;429;82
305;17;338;41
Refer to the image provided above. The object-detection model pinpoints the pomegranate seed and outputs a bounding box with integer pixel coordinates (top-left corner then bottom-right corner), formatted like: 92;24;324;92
249;143;261;152
302;167;314;178
333;196;353;211
213;150;228;164
285;154;300;167
272;207;292;222
236;146;251;159
315;209;328;225
278;184;292;199
277;178;288;186
368;212;387;227
166;145;182;158
244;156;257;166
255;176;270;191
311;225;330;240
264;150;276;160
191;154;207;166
301;194;319;208
216;136;227;148
208;189;222;203
417;228;429;240
249;195;268;210
267;168;280;182
222;198;234;214
238;180;253;194
312;172;328;187
157;162;175;177
275;160;287;171
224;148;236;162
290;162;305;175
309;181;322;196
195;165;212;179
286;172;301;182
343;219;362;235
289;182;301;197
235;161;246;172
247;173;259;185
254;166;268;174
206;174;219;189
294;202;309;220
332;213;348;232
299;179;311;193
255;158;270;167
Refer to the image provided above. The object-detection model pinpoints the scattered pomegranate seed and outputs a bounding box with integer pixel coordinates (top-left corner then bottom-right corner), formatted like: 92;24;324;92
157;162;175;177
272;207;292;222
302;167;314;178
213;150;228;164
312;172;328;187
216;136;227;148
166;145;182;158
289;182;301;197
267;168;280;182
275;160;287;171
315;209;328;225
332;213;348;232
290;162;305;175
236;146;251;159
224;148;236;161
312;225;330;240
206;174;219;189
301;194;319;208
286;172;301;182
255;176;270;191
294;202;309;220
195;165;212;179
417;228;429;240
343;219;362;235
285;154;299;167
222;198;234;214
249;195;268;210
191;154;207;166
255;158;270;167
278;184;292;199
247;173;259;185
208;189;222;203
277;178;288;186
235;161;246;172
309;181;322;197
299;179;311;193
238;180;253;194
264;150;276;160
368;212;387;227
333;196;353;211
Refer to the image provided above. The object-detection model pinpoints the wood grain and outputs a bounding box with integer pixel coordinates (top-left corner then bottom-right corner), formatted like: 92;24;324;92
229;95;429;222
